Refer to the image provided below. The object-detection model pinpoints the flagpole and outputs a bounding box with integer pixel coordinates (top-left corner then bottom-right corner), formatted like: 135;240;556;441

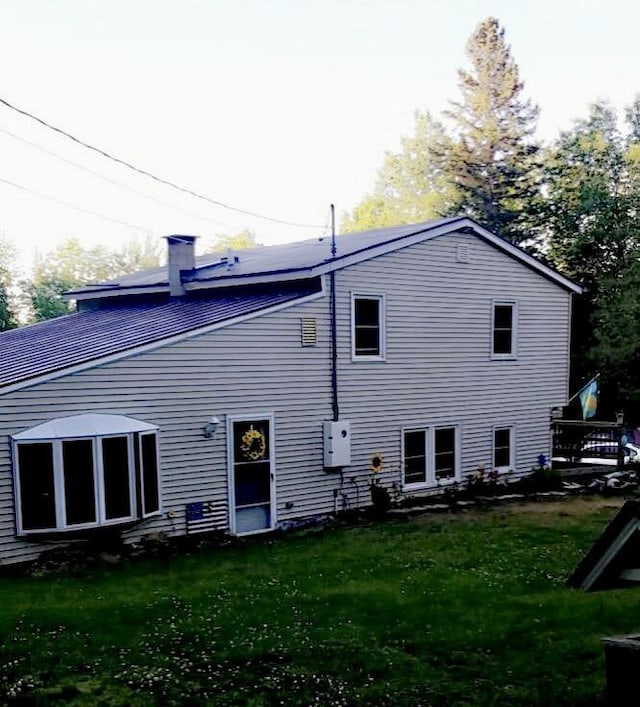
567;372;600;405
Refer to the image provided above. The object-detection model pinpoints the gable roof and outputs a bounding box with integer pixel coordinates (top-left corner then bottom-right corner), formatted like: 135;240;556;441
68;217;582;301
0;280;322;395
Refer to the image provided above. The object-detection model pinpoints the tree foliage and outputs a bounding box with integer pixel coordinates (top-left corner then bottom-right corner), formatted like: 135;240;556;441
25;236;163;322
446;17;541;245
200;230;261;254
543;100;640;413
342;112;459;232
0;236;17;331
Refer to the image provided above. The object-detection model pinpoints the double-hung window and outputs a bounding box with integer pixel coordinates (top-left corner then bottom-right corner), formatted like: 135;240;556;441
402;425;459;487
493;426;514;471
352;294;385;360
13;413;161;535
492;301;517;359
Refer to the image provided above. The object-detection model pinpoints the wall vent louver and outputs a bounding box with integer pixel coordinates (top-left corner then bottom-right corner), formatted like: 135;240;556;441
301;317;317;346
457;244;470;263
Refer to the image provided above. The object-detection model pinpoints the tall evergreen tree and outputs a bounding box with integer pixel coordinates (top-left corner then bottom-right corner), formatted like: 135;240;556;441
446;17;541;246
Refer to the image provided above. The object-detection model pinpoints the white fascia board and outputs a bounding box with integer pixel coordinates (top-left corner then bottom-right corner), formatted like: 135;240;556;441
68;285;169;302
0;287;326;397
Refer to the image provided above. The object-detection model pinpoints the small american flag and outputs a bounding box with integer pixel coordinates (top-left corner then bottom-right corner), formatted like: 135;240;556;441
186;500;228;534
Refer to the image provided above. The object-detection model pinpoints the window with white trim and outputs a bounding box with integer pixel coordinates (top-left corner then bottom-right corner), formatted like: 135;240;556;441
352;294;385;360
13;414;161;534
493;426;514;471
402;425;459;487
492;301;517;358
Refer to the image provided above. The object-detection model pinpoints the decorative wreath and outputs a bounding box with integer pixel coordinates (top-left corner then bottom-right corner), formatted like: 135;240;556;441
370;452;384;473
241;425;267;461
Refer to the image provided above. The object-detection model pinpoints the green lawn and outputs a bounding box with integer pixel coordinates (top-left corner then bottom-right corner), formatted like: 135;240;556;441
0;497;636;706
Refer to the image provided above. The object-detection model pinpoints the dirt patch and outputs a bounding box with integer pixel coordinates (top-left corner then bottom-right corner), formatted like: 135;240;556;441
409;493;628;526
498;495;626;516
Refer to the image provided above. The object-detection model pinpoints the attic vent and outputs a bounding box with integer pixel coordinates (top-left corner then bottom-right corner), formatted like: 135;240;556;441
301;317;317;346
457;244;470;263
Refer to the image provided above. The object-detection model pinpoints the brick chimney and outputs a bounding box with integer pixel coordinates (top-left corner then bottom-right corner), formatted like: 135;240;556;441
165;235;197;297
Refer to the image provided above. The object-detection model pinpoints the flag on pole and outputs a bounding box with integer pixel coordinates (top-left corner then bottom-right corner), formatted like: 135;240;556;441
579;378;598;419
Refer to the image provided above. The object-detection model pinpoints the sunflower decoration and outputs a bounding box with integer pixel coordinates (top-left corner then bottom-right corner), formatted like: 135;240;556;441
370;452;384;473
240;425;267;461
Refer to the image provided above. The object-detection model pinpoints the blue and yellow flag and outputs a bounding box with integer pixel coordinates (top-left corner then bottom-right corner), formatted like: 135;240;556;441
579;379;598;419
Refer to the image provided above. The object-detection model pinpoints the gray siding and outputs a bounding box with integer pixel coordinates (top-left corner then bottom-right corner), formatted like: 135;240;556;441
0;230;572;565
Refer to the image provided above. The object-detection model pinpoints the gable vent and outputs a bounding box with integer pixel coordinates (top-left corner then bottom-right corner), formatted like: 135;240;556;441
301;317;317;346
457;244;470;263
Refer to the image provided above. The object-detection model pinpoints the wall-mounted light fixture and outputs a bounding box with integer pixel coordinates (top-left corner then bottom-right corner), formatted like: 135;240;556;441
203;416;220;439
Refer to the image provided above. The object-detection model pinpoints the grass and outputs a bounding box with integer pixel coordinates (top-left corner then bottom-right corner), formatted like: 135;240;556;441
0;497;636;705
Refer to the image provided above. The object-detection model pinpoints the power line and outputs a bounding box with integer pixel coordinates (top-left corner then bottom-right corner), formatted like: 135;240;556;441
0;126;236;231
0;176;159;234
0;95;324;230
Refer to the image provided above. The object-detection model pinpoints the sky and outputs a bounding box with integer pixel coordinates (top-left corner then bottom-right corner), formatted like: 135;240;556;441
1;0;639;273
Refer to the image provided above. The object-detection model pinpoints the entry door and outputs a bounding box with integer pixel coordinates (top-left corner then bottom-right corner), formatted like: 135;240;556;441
229;416;275;534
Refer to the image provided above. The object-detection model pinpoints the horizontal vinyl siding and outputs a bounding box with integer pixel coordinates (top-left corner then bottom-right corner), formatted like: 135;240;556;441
0;296;334;565
335;230;570;489
0;229;573;565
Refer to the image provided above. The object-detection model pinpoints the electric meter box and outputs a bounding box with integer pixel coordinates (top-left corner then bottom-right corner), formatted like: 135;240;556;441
323;420;351;468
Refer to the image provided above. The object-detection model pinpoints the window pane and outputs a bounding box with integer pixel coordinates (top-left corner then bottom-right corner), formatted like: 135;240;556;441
354;298;381;356
435;428;456;480
355;327;380;356
494;305;513;329
355;298;379;326
102;437;131;520
62;440;96;526
494;428;511;468
234;421;270;463
141;433;160;515
404;430;426;484
17;443;56;530
493;330;512;355
493;305;513;355
234;461;271;506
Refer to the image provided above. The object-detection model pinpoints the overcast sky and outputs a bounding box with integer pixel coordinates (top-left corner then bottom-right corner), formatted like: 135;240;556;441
1;0;638;272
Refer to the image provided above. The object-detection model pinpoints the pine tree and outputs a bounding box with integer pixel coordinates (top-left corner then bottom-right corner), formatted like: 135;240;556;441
447;18;541;246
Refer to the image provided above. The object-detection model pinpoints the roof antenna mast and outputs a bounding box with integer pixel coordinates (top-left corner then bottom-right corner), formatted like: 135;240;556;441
330;203;336;258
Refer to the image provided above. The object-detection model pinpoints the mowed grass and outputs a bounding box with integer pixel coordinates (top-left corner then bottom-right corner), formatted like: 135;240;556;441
1;497;638;706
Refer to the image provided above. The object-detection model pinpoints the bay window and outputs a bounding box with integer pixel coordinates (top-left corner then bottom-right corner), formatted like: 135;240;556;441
13;414;161;535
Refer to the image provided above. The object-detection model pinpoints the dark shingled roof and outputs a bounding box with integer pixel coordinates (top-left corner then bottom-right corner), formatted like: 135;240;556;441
0;281;320;392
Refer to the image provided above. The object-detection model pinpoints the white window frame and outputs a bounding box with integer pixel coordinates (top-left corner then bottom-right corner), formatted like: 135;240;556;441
402;424;460;489
493;425;515;473
12;414;161;535
491;300;518;360
351;293;386;361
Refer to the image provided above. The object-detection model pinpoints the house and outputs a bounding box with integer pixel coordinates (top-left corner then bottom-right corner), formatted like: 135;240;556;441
0;216;581;567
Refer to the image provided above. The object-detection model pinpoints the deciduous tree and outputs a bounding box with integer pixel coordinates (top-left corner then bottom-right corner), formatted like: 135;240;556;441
342;111;459;232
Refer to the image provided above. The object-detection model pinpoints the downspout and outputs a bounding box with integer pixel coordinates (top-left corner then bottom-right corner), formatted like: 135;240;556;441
330;204;340;422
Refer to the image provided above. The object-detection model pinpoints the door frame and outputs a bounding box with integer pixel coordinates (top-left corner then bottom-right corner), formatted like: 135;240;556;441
226;412;276;535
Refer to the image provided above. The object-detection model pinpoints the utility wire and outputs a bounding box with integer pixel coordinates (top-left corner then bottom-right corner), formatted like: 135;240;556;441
0;95;324;230
0;126;236;231
0;176;159;234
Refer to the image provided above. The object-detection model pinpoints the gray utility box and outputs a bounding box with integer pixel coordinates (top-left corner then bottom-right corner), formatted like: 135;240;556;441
323;420;351;468
603;635;640;706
